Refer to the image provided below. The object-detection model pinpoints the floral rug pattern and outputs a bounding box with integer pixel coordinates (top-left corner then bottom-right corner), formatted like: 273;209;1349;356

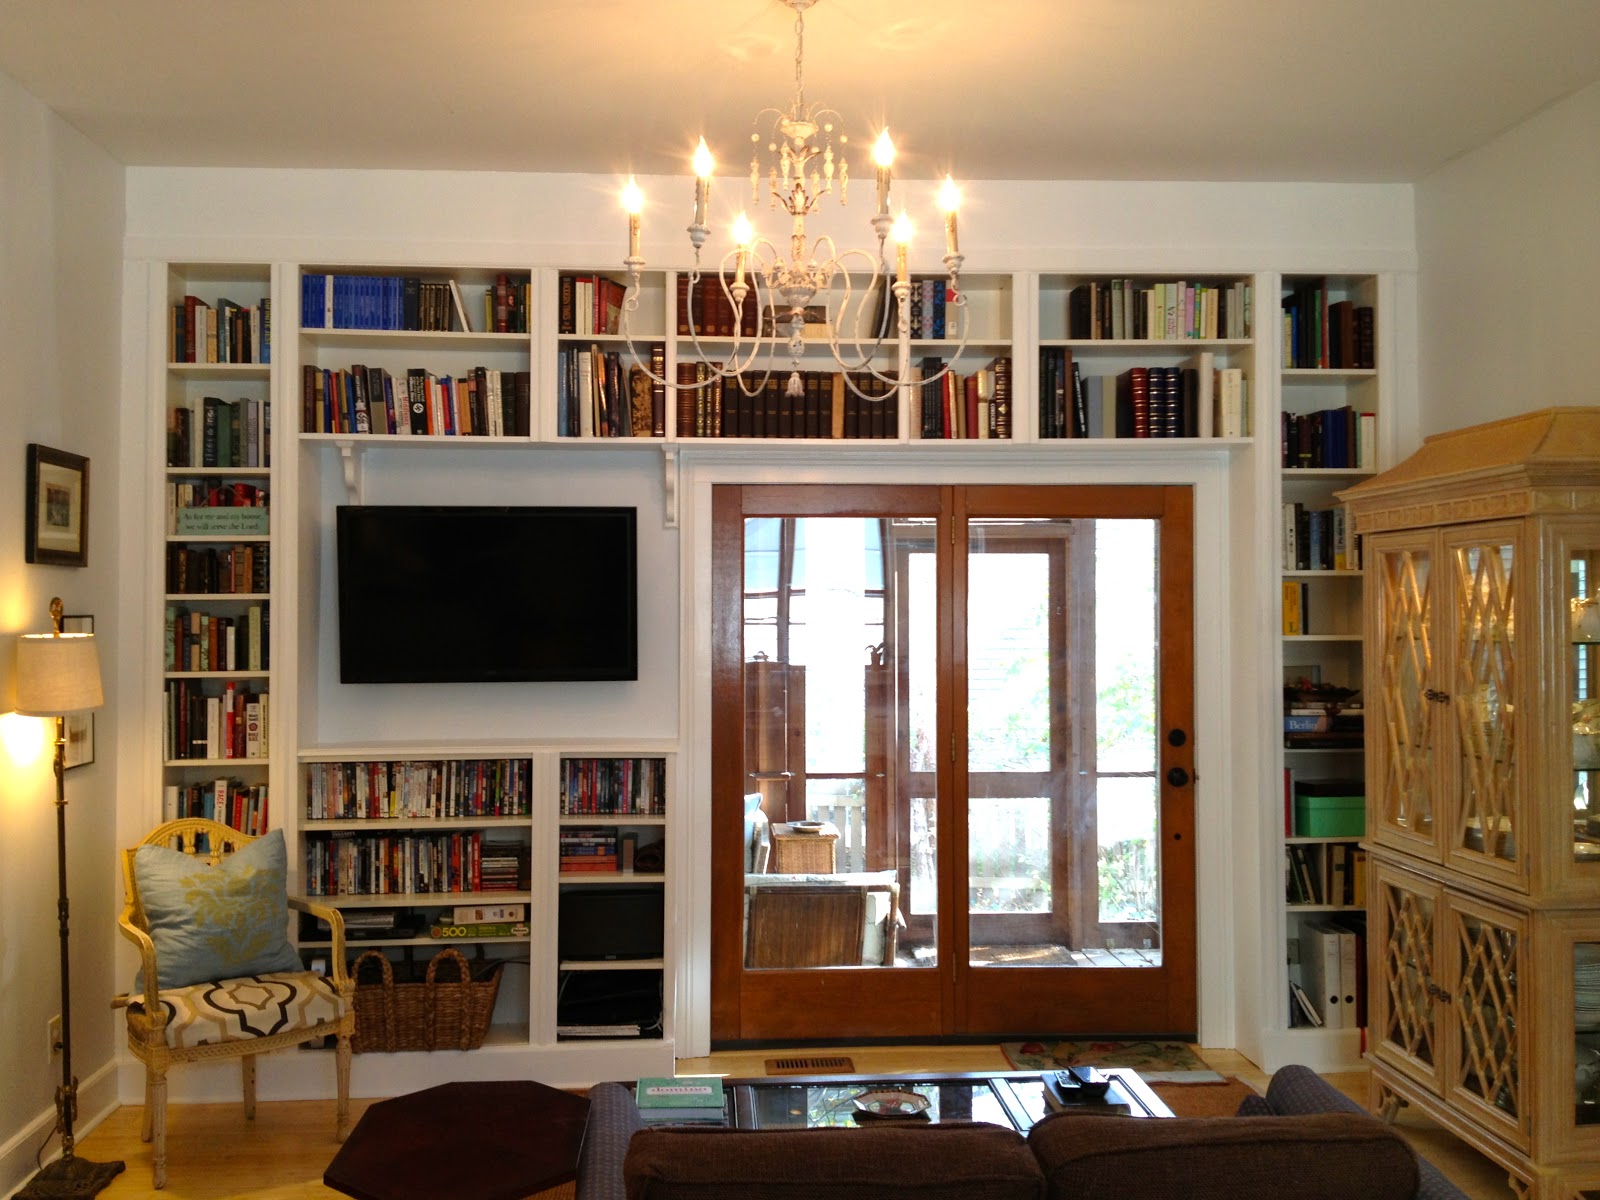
1001;1039;1223;1083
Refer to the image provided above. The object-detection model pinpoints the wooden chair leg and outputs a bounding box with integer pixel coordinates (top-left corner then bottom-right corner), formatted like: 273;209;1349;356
242;1054;257;1121
334;1028;353;1141
149;1065;169;1189
141;1070;155;1143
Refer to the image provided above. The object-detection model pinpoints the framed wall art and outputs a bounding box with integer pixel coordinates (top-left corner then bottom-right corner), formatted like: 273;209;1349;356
25;444;89;567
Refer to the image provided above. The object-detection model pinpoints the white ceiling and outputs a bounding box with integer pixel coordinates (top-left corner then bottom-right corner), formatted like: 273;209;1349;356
1;0;1598;183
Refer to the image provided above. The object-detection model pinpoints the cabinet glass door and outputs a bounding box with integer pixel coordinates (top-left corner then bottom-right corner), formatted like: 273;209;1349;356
1372;860;1441;1089
1445;894;1527;1148
1372;534;1439;855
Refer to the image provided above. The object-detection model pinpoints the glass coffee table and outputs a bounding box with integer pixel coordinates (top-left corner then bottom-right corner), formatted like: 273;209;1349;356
723;1068;1171;1132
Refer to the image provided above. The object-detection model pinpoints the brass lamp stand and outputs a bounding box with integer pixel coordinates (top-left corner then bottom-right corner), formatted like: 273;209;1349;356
14;598;124;1199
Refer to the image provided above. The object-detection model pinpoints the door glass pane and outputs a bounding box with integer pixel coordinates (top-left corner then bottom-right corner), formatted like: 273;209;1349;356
1570;551;1600;867
965;517;1159;968
1377;546;1434;835
742;516;930;970
1452;541;1515;863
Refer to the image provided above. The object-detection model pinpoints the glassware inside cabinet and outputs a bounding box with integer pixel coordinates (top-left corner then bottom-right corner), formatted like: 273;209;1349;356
1571;551;1600;866
1453;541;1516;863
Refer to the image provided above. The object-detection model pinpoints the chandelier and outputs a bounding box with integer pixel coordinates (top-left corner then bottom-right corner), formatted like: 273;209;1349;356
619;0;968;406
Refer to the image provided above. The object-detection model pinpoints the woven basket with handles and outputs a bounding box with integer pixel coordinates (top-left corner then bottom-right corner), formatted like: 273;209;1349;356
349;947;502;1053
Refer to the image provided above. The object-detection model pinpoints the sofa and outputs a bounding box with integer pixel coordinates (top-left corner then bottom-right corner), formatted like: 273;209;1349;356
573;1064;1469;1200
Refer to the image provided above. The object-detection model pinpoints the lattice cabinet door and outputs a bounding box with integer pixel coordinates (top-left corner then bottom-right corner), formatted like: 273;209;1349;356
1368;530;1446;862
1370;857;1445;1094
1443;889;1529;1153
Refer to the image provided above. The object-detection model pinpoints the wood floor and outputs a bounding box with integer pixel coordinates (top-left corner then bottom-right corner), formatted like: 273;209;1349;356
61;1047;1519;1200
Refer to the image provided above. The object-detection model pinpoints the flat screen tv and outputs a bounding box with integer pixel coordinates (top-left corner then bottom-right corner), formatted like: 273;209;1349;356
335;504;637;684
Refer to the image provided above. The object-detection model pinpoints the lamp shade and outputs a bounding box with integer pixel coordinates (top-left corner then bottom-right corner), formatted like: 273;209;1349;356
14;633;103;716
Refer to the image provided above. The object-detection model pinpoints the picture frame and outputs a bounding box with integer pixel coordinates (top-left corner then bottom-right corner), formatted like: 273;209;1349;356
25;444;89;567
61;613;95;770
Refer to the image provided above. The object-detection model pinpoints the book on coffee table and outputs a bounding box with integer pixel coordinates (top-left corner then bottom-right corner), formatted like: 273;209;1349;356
636;1076;727;1123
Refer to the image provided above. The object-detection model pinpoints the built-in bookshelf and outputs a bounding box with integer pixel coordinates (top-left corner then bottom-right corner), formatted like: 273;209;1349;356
159;262;275;836
1275;272;1381;1055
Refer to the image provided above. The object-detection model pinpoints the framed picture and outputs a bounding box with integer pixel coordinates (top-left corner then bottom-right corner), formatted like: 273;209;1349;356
25;444;89;567
61;614;95;770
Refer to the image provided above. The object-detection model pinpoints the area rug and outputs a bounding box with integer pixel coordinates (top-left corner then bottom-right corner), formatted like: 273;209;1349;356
1001;1039;1224;1083
1149;1075;1261;1117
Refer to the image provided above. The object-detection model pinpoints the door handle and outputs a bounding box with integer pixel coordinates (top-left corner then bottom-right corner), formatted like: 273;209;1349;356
1166;766;1191;787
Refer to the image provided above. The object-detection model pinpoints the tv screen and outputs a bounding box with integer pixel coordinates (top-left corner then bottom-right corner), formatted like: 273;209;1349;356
558;887;665;961
336;504;637;684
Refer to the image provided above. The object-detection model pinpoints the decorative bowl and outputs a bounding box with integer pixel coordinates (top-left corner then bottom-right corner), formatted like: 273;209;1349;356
852;1088;930;1117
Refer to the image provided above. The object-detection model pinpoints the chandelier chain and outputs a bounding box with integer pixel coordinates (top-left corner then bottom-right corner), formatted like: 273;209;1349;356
793;6;806;112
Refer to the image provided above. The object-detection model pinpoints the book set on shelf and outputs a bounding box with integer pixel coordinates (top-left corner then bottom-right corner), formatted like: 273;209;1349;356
300;272;497;333
170;293;271;364
675;274;757;339
301;830;529;897
169;395;271;469
914;355;1011;439
672;366;901;440
1282;405;1375;470
303;757;533;821
1281;281;1373;370
560;828;631;874
1285;841;1367;907
1282;503;1359;574
1281;684;1363;752
164;543;269;596
167;480;269;538
559;757;667;816
556;342;665;438
1067;278;1252;341
301;363;531;437
162;777;270;836
1293;915;1366;1030
163;680;267;761
165;604;267;673
559;274;628;337
1039;352;1246;440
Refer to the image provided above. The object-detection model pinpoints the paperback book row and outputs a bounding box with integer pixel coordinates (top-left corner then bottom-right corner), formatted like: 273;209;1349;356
559;757;666;816
1281;405;1375;470
673;364;901;440
559;827;636;874
169;294;271;364
164;604;268;674
1290;914;1367;1029
1285;842;1367;907
167;396;271;470
166;481;269;538
165;543;269;595
914;356;1013;439
301;831;529;897
300;272;528;333
1282;503;1359;572
301;363;532;438
1281;283;1374;370
1040;352;1249;439
556;343;665;437
302;757;534;821
1066;278;1252;341
162;777;269;838
162;680;268;762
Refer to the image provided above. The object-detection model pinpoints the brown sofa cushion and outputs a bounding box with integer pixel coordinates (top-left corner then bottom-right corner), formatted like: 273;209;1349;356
1027;1112;1419;1200
624;1121;1045;1200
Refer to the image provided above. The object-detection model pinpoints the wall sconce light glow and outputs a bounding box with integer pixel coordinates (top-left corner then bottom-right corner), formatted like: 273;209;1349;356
0;711;48;767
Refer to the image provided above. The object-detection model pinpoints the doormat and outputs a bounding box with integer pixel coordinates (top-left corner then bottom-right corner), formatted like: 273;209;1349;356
1149;1076;1260;1117
765;1055;856;1075
1001;1040;1223;1082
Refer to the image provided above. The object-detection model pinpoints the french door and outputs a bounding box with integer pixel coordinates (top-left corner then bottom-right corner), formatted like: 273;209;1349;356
709;484;1196;1041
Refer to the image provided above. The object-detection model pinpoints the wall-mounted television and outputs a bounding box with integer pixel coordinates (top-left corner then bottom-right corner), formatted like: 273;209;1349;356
335;504;637;684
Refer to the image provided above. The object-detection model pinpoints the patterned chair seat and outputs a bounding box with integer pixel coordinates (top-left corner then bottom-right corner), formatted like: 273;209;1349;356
127;971;349;1050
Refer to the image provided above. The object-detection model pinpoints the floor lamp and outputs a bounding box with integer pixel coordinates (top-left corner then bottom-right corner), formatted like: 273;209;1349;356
14;597;124;1199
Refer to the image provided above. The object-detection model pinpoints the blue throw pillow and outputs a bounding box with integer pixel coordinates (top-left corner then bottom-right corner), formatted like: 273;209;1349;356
133;828;302;990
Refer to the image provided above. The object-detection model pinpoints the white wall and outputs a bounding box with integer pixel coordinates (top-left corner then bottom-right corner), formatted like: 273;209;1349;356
1416;80;1600;435
0;69;125;1195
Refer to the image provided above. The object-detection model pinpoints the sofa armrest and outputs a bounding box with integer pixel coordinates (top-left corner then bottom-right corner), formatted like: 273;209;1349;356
576;1082;646;1200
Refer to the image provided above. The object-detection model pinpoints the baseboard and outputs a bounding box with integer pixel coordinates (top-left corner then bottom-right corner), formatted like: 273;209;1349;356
1255;1025;1367;1075
1;1060;119;1200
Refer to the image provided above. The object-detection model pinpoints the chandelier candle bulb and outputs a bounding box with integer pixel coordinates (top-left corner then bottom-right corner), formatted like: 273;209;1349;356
692;138;714;227
732;213;753;288
892;211;911;284
938;175;961;257
621;178;643;260
872;129;895;217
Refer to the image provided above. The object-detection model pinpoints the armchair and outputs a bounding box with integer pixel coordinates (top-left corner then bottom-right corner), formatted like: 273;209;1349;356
115;818;354;1188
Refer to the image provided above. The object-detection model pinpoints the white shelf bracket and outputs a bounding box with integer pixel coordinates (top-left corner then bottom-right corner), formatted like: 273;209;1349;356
662;445;680;529
335;440;363;504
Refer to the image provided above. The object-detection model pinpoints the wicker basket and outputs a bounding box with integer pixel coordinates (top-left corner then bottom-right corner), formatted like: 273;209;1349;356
349;947;503;1053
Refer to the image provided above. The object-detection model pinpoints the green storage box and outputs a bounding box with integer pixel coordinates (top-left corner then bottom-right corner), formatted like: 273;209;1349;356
1293;784;1365;837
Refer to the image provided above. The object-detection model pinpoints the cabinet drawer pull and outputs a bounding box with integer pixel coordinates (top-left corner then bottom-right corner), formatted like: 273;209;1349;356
1423;688;1451;703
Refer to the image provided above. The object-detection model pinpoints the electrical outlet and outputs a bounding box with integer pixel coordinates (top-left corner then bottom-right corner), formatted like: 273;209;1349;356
47;1014;62;1060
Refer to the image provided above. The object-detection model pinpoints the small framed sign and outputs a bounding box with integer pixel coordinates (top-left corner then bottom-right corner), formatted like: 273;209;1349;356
25;444;89;567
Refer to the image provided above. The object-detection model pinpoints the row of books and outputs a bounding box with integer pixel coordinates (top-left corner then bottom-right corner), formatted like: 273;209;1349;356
1281;283;1374;369
672;364;900;440
300;272;488;332
556;343;665;437
1291;914;1366;1029
1282;706;1363;749
1286;841;1367;907
169;294;271;364
1067;279;1252;341
167;396;271;470
164;604;268;674
559;274;627;336
302;758;534;821
162;680;268;762
676;274;757;338
165;543;269;595
1281;405;1375;470
559;828;633;873
1282;502;1359;572
300;363;532;438
1040;354;1250;440
301;831;529;897
905;277;954;340
161;777;270;837
915;356;1012;440
559;757;667;816
166;481;269;538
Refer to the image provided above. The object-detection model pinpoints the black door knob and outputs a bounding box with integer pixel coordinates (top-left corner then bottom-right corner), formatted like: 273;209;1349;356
1166;766;1191;787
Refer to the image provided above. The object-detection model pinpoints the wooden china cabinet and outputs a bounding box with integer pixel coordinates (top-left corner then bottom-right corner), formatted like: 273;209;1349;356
1341;408;1600;1200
